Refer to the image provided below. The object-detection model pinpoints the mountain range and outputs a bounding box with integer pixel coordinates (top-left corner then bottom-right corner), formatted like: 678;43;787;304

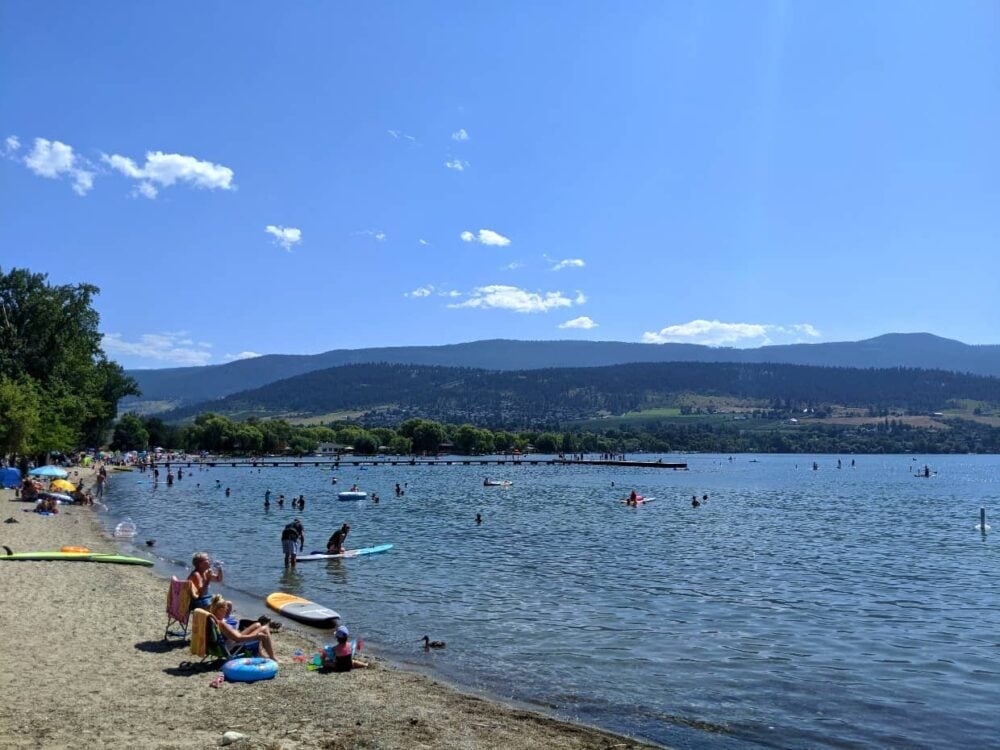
123;333;1000;415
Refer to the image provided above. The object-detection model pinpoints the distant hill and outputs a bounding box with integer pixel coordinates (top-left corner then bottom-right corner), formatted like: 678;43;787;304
161;360;1000;428
124;333;1000;414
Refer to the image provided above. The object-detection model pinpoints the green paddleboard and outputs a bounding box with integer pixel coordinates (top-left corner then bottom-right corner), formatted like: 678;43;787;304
0;551;153;566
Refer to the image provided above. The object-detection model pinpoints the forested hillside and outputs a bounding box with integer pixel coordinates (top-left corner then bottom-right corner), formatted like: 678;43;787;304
125;333;1000;412
163;360;1000;429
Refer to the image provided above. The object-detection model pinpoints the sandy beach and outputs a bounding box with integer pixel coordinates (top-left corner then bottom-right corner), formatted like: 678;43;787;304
0;469;659;750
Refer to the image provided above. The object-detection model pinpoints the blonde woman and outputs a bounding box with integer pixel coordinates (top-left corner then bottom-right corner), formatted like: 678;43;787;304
208;595;277;661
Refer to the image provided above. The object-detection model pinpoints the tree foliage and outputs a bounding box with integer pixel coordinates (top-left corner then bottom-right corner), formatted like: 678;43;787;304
0;267;139;460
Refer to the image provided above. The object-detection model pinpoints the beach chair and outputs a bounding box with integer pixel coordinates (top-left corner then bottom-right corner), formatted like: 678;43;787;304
164;576;192;641
188;609;259;665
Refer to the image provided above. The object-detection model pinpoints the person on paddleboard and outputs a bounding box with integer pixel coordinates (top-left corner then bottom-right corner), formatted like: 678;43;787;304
327;523;351;554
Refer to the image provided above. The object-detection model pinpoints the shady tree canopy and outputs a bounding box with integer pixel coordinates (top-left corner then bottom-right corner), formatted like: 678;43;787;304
0;267;139;460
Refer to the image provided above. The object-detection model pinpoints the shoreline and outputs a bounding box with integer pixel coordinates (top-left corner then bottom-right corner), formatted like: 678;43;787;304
0;469;663;749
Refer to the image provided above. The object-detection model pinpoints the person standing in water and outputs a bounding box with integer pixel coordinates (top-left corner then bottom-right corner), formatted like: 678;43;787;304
282;519;304;568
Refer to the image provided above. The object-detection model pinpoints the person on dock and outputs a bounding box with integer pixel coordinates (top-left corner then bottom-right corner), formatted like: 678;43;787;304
282;519;305;568
327;523;351;555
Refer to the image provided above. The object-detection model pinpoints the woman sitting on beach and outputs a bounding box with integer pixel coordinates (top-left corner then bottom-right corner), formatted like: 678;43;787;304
208;595;278;661
187;552;224;611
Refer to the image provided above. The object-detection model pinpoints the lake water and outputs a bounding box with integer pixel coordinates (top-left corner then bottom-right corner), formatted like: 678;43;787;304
102;454;999;748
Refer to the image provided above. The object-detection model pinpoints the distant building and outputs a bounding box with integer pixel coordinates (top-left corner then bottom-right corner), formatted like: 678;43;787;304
317;442;347;455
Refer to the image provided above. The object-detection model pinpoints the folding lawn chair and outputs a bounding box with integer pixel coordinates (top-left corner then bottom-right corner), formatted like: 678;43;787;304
188;608;259;666
164;576;192;641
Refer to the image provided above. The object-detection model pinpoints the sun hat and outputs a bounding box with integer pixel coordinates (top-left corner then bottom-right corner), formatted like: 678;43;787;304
335;625;349;638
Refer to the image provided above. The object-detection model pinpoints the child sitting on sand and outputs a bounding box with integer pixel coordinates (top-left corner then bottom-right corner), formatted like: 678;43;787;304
321;626;368;672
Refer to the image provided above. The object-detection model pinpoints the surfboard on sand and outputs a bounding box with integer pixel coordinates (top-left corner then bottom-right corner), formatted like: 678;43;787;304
297;543;394;562
0;549;153;566
266;592;340;628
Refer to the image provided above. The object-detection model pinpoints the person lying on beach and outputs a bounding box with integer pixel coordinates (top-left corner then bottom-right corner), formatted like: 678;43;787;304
321;626;368;672
34;496;58;514
208;595;278;661
188;552;224;610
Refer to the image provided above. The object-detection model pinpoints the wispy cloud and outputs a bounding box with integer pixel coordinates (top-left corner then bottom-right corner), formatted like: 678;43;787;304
460;228;511;247
405;285;435;298
451;128;469;141
102;150;235;198
265;225;302;251
502;261;523;271
642;320;822;347
4;135;21;155
574;291;587;305
355;229;387;242
444;159;469;171
448;285;578;313
222;351;262;362
23;137;95;195
418;239;430;246
102;331;214;366
559;316;598;330
551;258;585;271
387;129;416;142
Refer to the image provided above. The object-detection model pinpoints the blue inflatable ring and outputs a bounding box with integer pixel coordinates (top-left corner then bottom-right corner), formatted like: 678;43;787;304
222;657;278;683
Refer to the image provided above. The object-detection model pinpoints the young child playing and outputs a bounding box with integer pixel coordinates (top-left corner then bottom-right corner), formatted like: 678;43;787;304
321;625;369;672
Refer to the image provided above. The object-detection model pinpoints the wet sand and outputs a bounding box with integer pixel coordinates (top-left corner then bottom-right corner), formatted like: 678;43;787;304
0;473;661;749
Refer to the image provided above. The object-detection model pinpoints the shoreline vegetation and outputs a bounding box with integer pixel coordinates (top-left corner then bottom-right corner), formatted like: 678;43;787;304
0;466;660;750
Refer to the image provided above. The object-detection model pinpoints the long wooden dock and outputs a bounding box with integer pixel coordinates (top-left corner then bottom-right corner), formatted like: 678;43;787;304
149;457;687;470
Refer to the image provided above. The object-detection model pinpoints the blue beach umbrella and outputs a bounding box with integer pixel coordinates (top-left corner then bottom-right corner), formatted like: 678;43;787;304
0;467;20;488
28;466;69;478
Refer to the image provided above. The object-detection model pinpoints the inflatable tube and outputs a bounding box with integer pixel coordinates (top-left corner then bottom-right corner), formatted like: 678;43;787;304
222;657;278;683
60;546;91;553
337;491;367;501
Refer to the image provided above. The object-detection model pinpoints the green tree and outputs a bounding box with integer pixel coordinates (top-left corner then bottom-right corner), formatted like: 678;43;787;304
0;267;139;456
0;377;40;460
111;413;149;451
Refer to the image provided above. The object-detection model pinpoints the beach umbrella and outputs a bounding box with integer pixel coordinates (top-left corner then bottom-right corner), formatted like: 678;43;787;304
28;466;68;478
0;467;20;489
51;479;76;492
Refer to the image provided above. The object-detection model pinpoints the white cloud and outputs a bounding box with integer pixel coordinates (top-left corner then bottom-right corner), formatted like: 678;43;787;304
405;285;435;298
102;331;214;366
460;228;511;247
574;290;587;305
387;130;416;142
355;229;386;242
265;225;302;251
5;135;20;154
419;239;430;246
438;289;461;298
502;261;523;270
559;316;598;329
641;319;823;347
222;351;262;362
551;258;585;271
102;150;235;198
444;159;469;171
23;137;95;195
449;285;576;313
451;128;469;141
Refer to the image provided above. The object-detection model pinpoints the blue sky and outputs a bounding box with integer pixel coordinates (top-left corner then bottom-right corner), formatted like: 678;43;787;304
3;1;998;369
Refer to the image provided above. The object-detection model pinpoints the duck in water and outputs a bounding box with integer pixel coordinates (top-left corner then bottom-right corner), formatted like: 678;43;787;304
421;635;446;649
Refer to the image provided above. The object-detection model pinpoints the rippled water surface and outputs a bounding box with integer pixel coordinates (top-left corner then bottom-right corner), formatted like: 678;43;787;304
103;454;1000;748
